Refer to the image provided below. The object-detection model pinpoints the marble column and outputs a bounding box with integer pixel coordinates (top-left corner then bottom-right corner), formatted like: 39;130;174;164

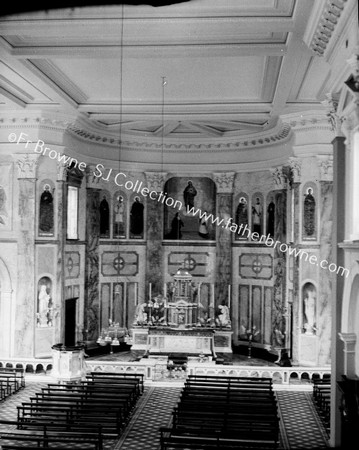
331;135;346;448
318;178;333;365
213;173;235;307
144;172;167;299
290;182;301;364
12;154;39;357
84;188;101;342
54;163;67;344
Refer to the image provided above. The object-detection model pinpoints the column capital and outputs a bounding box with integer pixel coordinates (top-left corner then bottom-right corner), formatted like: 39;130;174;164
271;166;287;189
288;157;302;183
321;92;345;137
339;332;357;351
12;153;40;179
145;172;167;192
212;172;235;193
317;155;333;181
85;164;102;188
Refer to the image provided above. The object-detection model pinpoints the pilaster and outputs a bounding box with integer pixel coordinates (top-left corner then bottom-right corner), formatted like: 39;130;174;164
12;153;39;357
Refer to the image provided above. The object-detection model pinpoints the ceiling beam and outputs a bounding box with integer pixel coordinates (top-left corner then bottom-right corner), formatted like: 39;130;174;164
10;43;287;59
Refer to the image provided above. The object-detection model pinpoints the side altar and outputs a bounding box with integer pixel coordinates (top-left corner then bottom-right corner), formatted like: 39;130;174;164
128;268;232;360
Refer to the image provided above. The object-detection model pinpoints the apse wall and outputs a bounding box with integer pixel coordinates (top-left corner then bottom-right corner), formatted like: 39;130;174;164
0;110;334;366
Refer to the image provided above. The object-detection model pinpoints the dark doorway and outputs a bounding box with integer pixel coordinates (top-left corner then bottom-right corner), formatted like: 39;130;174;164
64;297;78;347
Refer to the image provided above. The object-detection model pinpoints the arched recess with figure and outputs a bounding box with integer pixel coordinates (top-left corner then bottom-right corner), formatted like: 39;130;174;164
0;257;13;357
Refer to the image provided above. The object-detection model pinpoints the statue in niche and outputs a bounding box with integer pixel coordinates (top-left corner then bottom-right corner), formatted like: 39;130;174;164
39;184;54;235
114;195;125;237
267;196;275;238
252;196;262;236
304;187;316;237
183;180;197;211
130;196;144;236
0;185;7;226
99;194;110;237
303;283;316;335
37;278;52;327
235;197;248;238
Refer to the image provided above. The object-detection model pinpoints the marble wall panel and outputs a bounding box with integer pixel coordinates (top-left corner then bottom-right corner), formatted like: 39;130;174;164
113;283;124;326
252;286;262;332
0;163;13;231
127;282;137;327
216;193;232;306
146;197;163;297
37;246;56;276
100;283;110;329
264;287;272;345
239;285;249;335
84;189;100;341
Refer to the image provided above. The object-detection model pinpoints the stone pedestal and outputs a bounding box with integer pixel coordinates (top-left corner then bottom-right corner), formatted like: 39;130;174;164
299;334;318;366
51;344;87;382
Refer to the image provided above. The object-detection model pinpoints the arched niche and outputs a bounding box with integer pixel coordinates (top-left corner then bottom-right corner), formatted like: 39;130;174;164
251;192;264;240
163;177;216;240
234;193;249;241
37;276;53;328
99;190;110;238
129;193;145;239
302;281;317;335
302;182;317;241
38;179;55;237
113;190;127;239
266;192;276;239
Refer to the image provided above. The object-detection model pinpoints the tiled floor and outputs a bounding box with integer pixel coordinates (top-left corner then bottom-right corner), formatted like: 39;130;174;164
0;380;329;449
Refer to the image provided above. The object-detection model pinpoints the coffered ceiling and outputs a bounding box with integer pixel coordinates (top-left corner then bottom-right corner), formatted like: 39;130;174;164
0;0;352;142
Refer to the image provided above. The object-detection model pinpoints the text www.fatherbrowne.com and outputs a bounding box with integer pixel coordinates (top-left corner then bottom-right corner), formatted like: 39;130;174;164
9;131;350;278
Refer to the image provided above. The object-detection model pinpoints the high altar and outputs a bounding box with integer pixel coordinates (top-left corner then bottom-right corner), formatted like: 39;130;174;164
129;268;233;360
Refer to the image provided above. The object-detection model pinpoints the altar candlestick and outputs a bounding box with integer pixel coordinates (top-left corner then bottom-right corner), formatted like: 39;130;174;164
134;283;138;305
198;282;201;305
164;282;167;299
210;284;215;307
149;283;152;300
228;284;231;309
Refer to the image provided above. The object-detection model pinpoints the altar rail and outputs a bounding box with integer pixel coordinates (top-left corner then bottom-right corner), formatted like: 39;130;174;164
0;358;52;374
85;360;330;384
0;358;331;384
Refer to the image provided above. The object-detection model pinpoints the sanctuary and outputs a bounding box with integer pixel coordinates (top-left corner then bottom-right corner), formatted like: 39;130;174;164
129;267;232;360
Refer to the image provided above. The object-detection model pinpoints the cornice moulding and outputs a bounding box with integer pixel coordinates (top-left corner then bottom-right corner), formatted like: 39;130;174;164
67;120;293;153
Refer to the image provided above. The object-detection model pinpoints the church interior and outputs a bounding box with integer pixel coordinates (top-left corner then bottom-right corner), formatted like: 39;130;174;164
0;0;358;448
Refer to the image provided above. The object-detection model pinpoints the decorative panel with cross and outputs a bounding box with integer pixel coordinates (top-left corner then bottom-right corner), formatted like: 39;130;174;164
239;253;273;280
65;252;80;279
167;251;209;277
101;251;139;277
